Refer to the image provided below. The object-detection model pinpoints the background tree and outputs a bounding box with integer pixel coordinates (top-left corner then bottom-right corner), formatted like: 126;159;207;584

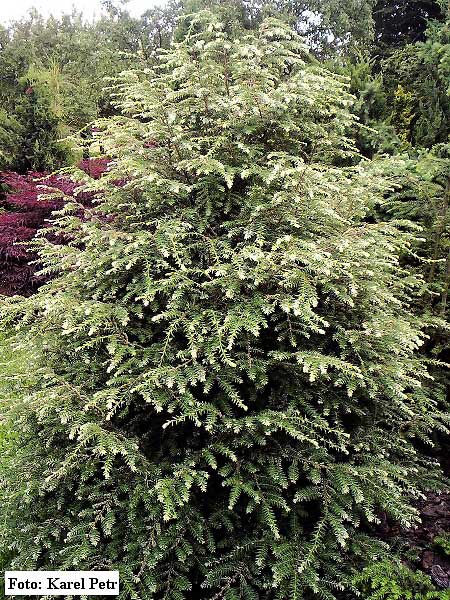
373;0;443;51
11;78;70;173
0;6;179;170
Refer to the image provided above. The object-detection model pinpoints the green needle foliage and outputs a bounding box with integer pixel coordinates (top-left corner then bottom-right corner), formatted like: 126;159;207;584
0;11;449;599
353;559;450;600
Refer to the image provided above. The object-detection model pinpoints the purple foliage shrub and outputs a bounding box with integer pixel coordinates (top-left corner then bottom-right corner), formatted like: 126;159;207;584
0;158;108;295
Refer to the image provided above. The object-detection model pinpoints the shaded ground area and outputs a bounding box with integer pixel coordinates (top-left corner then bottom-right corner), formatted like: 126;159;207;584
380;448;450;589
408;493;450;587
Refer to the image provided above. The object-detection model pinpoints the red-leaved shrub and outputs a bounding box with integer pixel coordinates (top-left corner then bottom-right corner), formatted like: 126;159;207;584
0;158;108;296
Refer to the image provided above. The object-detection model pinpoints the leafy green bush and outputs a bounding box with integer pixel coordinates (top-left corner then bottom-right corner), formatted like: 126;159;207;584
434;534;450;558
11;79;71;173
0;11;448;599
0;110;22;171
353;559;450;600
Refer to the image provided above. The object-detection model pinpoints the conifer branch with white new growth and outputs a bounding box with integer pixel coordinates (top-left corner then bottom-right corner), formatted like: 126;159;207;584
0;10;448;600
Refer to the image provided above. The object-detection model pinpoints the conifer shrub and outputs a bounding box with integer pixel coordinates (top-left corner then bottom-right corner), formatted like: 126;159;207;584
0;12;448;599
353;559;450;600
0;110;22;171
12;80;71;173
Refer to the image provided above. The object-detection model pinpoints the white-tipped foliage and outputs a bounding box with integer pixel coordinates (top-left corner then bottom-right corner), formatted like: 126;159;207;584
0;11;448;600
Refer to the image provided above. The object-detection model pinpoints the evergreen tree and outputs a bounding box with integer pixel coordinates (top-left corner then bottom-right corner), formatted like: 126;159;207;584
0;110;22;171
286;0;375;55
0;7;171;169
0;11;448;599
12;79;70;173
380;149;450;319
373;0;443;51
